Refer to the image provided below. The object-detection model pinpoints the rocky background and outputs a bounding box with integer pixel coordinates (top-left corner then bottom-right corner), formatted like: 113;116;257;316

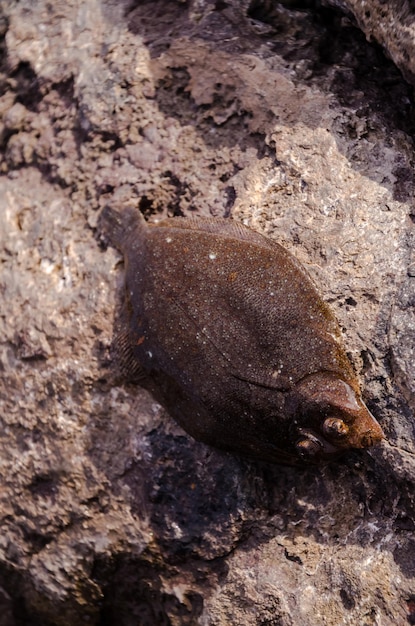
0;0;415;624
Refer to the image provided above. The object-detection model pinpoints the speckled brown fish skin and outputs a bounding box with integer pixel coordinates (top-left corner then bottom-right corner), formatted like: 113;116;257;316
102;207;384;465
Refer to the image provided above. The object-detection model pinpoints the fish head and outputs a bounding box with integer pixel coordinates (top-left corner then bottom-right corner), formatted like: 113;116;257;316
287;373;384;463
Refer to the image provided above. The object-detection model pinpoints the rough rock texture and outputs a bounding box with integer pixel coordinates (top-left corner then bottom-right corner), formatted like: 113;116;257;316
0;0;414;624
325;0;415;87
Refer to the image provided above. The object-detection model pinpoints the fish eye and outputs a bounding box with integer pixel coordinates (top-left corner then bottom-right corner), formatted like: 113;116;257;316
323;417;349;440
296;437;322;458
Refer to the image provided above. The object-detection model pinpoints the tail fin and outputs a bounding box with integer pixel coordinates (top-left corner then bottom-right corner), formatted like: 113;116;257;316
98;206;145;253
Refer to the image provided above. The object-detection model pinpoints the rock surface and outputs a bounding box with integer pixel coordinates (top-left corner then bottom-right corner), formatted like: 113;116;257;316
325;0;415;87
0;0;414;624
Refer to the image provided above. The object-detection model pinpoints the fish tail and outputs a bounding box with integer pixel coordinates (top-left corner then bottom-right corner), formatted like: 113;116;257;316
98;205;145;252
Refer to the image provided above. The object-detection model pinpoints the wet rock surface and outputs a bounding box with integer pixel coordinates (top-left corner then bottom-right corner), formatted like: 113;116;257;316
0;1;414;624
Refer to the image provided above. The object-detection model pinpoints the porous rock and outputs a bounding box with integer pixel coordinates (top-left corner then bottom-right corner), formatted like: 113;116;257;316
0;0;414;624
324;0;415;87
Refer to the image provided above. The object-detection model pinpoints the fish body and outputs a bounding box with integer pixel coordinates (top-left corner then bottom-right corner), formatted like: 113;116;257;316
101;207;384;464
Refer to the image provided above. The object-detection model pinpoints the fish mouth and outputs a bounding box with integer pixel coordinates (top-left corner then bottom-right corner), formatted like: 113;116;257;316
343;404;384;449
353;430;383;449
